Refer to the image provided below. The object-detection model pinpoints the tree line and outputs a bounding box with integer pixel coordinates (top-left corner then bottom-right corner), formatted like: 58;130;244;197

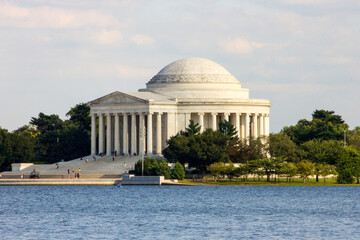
163;110;360;184
0;103;91;171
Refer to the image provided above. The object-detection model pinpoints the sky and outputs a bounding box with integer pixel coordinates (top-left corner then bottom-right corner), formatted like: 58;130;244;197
0;0;359;133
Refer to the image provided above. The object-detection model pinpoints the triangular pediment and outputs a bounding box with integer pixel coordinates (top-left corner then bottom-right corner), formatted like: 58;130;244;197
89;91;147;105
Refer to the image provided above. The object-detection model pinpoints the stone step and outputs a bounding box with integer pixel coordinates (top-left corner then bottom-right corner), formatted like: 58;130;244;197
1;174;122;179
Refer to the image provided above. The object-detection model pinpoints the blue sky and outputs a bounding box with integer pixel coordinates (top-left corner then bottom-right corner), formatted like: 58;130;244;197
0;0;359;132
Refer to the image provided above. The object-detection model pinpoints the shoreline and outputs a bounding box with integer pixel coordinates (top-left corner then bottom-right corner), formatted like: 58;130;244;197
1;178;359;186
0;179;120;186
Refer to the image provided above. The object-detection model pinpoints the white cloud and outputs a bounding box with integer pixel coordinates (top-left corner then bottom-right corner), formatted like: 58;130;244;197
324;57;356;65
219;37;265;54
36;35;51;42
0;3;118;29
131;34;154;46
91;30;123;45
115;65;154;79
246;82;348;94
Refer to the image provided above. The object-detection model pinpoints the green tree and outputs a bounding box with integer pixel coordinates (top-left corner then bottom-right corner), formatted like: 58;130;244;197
134;158;171;178
171;162;185;180
134;157;157;176
280;162;298;182
283;109;348;144
230;138;266;163
0;127;35;171
218;120;238;140
66;103;91;131
163;133;190;166
30;112;64;163
336;148;358;184
251;158;280;182
149;160;171;179
207;162;226;182
224;162;236;181
348;127;360;152
268;133;300;162
185;120;201;136
318;164;337;183
233;164;250;181
296;160;315;183
301;139;343;165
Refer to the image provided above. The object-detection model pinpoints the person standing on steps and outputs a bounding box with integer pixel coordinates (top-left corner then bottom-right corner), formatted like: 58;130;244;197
79;168;81;176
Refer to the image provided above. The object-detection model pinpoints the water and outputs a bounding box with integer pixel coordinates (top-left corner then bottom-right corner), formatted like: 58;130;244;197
0;186;359;240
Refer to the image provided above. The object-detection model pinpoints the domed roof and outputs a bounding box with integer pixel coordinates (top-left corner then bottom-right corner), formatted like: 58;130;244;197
148;58;239;84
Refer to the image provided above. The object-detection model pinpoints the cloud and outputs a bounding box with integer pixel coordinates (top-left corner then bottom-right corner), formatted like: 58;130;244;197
0;3;118;29
324;57;356;65
115;65;154;79
219;37;265;54
91;30;123;45
131;34;154;46
246;82;348;94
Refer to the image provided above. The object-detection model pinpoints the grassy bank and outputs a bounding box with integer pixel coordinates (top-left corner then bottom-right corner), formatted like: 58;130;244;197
179;177;360;186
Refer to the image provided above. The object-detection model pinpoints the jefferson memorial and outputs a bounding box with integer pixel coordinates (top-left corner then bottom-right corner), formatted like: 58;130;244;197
89;58;271;156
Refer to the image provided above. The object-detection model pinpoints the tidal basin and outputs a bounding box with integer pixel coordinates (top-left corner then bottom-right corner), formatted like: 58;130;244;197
1;186;359;239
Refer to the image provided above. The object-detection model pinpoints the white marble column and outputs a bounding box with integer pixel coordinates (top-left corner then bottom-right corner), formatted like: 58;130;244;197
245;113;250;141
91;113;96;155
253;113;258;139
122;113;128;155
156;112;162;155
240;113;245;140
147;112;153;155
211;113;217;130
98;113;104;155
131;113;136;155
106;113;112;156
265;114;270;136
235;113;240;139
259;114;264;137
224;112;229;122
114;113;120;156
198;112;204;133
139;113;145;156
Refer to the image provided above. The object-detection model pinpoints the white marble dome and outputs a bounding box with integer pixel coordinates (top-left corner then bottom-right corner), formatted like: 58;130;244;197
142;57;249;101
148;57;239;84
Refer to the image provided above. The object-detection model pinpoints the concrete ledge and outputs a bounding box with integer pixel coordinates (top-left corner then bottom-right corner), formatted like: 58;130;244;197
11;163;34;171
0;179;119;186
121;175;164;185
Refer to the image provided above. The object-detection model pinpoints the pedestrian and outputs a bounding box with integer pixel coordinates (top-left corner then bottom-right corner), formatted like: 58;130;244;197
67;168;70;174
79;168;81;176
77;173;80;178
112;156;115;161
33;168;35;172
85;159;88;164
56;163;59;169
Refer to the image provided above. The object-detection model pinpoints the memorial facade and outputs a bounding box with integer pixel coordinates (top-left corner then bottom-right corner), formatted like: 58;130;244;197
89;58;271;156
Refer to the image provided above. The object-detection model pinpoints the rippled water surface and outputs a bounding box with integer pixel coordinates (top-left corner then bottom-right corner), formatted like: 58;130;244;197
1;186;359;239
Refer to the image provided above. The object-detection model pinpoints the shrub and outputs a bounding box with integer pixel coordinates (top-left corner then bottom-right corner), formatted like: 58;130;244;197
171;162;185;180
134;157;171;179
